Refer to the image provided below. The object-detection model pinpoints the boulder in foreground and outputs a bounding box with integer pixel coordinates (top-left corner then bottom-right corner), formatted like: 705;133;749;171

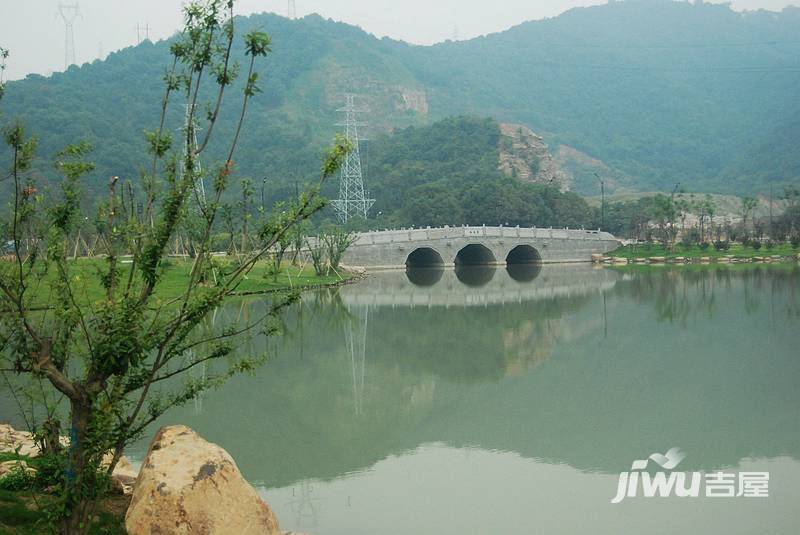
126;425;281;535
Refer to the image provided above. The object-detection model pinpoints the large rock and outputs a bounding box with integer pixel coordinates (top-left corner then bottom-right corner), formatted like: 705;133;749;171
498;123;571;190
0;459;36;478
126;425;281;535
0;423;40;457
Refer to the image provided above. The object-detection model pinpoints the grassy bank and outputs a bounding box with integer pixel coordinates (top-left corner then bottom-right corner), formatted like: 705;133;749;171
609;261;800;275
607;242;800;261
0;490;127;534
3;258;356;308
0;452;128;534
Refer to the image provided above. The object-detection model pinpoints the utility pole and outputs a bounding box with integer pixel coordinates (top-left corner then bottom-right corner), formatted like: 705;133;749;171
331;94;375;223
57;3;80;70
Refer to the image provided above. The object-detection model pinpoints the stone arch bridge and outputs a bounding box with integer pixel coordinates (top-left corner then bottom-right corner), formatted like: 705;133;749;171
340;226;620;269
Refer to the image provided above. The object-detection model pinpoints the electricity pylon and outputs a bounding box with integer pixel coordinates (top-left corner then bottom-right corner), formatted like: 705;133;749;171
331;95;375;223
57;3;80;70
288;0;297;19
135;22;150;45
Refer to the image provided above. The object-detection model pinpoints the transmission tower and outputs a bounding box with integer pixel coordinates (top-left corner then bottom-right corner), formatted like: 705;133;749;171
57;3;80;70
332;94;375;223
288;0;297;19
135;22;150;45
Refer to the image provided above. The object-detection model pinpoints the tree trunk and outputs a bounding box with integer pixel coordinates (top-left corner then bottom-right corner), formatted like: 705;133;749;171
42;417;62;456
60;397;96;535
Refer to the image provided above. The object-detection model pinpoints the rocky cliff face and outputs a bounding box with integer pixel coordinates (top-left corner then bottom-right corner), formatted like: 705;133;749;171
498;123;570;191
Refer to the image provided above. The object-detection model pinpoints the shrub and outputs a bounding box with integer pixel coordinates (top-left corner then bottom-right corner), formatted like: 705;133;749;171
681;228;701;248
32;454;65;490
765;240;775;250
752;240;762;251
713;240;729;251
0;464;35;492
700;242;710;251
791;234;800;249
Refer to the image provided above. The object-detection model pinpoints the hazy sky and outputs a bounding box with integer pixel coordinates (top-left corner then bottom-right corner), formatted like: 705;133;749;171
1;0;797;81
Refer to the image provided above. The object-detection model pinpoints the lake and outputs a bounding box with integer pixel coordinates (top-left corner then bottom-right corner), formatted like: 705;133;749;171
127;264;800;534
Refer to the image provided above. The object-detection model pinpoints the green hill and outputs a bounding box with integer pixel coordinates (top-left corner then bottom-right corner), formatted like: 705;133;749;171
367;117;595;228
1;0;799;207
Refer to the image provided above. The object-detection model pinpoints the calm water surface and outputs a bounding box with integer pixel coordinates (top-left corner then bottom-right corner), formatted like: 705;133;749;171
125;264;800;534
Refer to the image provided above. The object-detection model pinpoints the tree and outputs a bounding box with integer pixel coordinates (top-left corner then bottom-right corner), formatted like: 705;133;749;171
741;196;758;236
265;203;292;281
0;3;349;533
289;220;309;266
238;177;255;253
697;194;716;243
323;227;357;275
652;194;677;248
306;235;328;276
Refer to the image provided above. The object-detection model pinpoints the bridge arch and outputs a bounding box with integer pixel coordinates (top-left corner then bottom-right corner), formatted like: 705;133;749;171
406;247;445;268
506;244;542;265
455;244;497;266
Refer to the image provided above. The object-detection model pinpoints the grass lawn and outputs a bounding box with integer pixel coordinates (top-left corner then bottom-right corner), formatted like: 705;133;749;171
0;489;127;535
608;242;800;260
3;258;355;308
0;452;128;535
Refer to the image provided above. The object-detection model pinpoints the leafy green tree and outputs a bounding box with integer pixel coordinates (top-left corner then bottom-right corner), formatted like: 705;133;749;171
652;194;677;248
323;227;357;274
0;3;348;533
741;196;758;236
238;177;255;253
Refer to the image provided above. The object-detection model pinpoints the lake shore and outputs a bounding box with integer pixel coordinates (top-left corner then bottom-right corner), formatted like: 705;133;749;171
6;258;361;308
600;243;800;265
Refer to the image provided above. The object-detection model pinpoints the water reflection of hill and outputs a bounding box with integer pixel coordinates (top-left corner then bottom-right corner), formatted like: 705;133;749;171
130;265;800;490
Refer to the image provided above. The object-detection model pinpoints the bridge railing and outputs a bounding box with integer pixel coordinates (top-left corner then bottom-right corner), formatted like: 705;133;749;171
350;226;616;246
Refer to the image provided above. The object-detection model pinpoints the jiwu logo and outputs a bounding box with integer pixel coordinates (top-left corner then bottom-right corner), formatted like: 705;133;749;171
611;447;699;504
611;447;769;504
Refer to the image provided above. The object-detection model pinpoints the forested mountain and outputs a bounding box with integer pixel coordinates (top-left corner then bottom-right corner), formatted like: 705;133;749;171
1;0;799;207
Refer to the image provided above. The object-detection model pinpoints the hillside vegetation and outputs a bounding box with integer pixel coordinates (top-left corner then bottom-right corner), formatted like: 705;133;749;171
1;0;799;205
367;117;596;228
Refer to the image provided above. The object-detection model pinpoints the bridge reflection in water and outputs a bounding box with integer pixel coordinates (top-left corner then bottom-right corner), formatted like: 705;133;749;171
406;263;543;287
117;265;800;535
